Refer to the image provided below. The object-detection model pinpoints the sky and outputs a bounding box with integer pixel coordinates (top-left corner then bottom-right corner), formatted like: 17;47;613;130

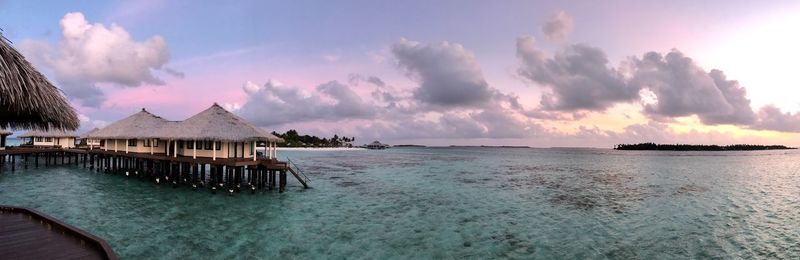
3;0;800;147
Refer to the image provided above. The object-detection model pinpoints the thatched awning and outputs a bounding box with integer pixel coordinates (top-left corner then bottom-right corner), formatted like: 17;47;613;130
0;35;79;130
87;109;174;139
18;129;78;138
164;104;284;142
0;128;11;136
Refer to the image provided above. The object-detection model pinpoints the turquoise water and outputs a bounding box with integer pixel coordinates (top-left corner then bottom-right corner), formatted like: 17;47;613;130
1;147;799;259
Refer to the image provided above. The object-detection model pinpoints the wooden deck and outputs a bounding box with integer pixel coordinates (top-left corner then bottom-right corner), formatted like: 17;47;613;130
0;206;117;260
0;147;289;169
0;147;309;189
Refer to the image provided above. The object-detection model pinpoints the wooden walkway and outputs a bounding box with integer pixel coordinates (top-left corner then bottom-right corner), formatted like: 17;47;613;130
0;206;117;260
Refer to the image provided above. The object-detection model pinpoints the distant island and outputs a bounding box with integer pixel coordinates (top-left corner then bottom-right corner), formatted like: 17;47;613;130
270;130;355;147
615;143;796;151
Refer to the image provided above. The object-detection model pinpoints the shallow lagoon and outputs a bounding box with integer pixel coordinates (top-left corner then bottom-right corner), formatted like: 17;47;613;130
1;147;799;259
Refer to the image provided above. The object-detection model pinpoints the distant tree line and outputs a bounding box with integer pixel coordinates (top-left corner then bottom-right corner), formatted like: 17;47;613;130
270;129;355;147
614;142;796;151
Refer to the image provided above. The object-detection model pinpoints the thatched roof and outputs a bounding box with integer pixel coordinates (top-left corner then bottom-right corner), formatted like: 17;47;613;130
18;129;78;138
165;104;283;142
0;128;11;135
80;127;100;139
0;35;79;130
88;109;175;139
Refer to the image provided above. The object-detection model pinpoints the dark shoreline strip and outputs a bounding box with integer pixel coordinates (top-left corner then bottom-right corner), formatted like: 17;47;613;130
614;143;796;151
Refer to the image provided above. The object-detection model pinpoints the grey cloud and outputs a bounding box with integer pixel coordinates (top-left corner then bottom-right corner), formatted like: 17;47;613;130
348;74;386;87
752;105;800;132
237;80;376;126
516;36;639;111
630;50;757;125
471;109;539;138
704;69;757;124
163;67;185;79
516;35;766;129
541;11;573;42
59;80;106;107
632;51;732;118
392;38;493;107
316;81;376;118
366;76;385;87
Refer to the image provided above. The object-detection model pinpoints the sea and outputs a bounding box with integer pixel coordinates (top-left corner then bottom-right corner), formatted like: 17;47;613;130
1;147;798;259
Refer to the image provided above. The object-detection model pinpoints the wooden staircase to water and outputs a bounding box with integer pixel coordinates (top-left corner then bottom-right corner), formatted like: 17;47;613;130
286;158;309;189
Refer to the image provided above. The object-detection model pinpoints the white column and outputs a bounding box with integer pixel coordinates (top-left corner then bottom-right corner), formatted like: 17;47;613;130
114;139;118;152
104;140;108;151
212;141;217;161
252;141;256;161
271;142;275;159
173;140;177;158
193;140;197;159
125;139;129;153
150;139;154;155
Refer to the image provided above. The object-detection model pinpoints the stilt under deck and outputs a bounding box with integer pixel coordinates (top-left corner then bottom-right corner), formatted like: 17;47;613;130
0;147;309;193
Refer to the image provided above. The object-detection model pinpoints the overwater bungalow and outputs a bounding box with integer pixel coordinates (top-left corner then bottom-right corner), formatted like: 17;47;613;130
18;130;78;148
88;108;174;154
162;103;283;161
80;128;102;149
88;104;283;160
366;140;389;149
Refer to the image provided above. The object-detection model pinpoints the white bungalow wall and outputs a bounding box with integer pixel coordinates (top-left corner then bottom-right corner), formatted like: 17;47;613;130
100;139;168;154
86;139;101;146
99;139;256;159
31;137;76;148
174;141;256;159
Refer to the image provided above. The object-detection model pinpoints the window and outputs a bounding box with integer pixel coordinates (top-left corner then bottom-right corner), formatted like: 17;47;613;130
143;139;159;147
187;140;194;149
178;140;184;149
35;137;43;142
45;137;53;142
215;141;222;150
128;139;137;147
203;140;212;150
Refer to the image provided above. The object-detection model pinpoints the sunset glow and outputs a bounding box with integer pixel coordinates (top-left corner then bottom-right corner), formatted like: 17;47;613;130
3;1;800;147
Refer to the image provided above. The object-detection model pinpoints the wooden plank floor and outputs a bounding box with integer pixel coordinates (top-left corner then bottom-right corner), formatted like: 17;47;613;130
0;211;106;260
